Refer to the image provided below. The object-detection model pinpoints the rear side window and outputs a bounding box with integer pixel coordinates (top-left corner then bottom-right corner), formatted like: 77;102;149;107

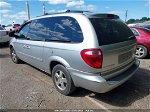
30;16;83;43
131;28;140;36
90;18;135;45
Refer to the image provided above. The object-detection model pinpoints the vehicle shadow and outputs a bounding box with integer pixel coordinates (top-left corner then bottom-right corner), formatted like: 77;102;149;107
0;43;9;48
72;68;150;107
0;54;10;58
146;55;150;59
0;44;10;58
88;68;150;107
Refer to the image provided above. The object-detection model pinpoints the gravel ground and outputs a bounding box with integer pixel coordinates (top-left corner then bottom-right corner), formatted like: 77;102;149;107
0;44;150;111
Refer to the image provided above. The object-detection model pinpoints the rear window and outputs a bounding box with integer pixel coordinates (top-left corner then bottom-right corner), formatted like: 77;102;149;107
90;18;135;45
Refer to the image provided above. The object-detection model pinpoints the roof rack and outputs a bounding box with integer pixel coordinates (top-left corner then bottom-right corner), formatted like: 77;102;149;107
66;10;93;13
37;10;93;17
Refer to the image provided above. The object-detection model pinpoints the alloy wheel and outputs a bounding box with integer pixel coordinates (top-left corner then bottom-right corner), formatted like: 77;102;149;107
54;70;67;90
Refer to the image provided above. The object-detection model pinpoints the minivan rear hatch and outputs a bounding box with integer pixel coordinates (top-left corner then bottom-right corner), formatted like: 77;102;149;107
89;14;136;79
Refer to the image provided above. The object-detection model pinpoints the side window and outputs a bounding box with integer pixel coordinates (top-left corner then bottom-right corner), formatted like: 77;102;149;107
18;23;30;39
131;29;140;36
27;19;46;41
43;16;83;43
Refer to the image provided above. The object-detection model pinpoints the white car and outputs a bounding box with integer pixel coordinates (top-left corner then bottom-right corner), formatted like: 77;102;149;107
5;24;20;31
0;26;10;43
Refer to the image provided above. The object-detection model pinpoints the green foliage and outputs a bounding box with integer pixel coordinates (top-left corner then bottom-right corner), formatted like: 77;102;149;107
126;17;150;24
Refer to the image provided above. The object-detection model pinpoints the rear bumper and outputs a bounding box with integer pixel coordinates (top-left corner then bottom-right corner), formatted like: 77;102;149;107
68;59;140;93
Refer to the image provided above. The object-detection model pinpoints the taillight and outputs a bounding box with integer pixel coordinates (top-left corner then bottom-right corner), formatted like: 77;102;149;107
81;49;103;68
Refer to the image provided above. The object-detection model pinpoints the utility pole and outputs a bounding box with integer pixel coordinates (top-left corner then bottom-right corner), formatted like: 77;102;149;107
125;10;128;22
26;0;30;20
42;1;46;15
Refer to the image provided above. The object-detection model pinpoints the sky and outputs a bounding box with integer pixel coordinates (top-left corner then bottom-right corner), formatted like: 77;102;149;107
0;0;150;25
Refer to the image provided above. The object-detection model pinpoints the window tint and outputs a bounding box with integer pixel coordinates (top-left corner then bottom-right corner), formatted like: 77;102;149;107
31;16;83;42
131;29;140;36
27;20;46;41
90;18;135;45
18;22;30;39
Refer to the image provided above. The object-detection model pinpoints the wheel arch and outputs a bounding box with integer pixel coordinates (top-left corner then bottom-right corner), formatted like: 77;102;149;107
49;56;70;74
137;44;148;51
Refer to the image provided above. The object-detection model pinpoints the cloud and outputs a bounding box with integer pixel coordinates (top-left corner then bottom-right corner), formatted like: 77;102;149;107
66;0;84;7
109;10;125;15
48;9;67;13
66;0;96;11
43;0;96;11
47;0;69;4
3;11;27;20
79;4;96;11
0;10;11;14
0;1;11;8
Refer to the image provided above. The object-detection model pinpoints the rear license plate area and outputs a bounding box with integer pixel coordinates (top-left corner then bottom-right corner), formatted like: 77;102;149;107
118;51;132;64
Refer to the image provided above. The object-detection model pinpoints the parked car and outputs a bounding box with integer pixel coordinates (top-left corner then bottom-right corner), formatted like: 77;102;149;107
5;24;20;32
130;27;150;58
0;26;10;43
142;25;150;31
9;11;140;95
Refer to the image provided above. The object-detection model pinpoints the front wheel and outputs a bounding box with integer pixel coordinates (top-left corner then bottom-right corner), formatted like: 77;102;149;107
52;64;76;95
10;48;20;64
135;45;148;59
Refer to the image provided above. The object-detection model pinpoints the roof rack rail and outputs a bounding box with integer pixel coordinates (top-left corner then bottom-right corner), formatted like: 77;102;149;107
65;10;93;13
36;10;93;17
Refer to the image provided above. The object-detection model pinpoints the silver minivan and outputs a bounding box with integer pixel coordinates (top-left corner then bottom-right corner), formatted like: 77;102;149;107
9;11;140;95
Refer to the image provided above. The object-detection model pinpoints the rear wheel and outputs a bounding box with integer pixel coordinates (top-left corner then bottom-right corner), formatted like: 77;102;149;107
10;48;20;64
52;64;76;95
135;45;148;59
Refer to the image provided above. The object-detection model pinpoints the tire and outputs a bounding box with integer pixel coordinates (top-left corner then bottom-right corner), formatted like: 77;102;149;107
135;45;148;59
52;64;76;95
10;48;20;64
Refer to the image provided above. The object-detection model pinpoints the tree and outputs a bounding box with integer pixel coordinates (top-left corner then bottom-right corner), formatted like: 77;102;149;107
141;17;149;21
126;19;136;24
126;17;150;24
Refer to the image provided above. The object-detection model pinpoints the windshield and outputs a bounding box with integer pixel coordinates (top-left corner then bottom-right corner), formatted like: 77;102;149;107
89;18;135;45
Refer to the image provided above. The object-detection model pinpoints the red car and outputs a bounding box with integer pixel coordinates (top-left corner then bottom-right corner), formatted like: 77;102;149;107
131;27;150;58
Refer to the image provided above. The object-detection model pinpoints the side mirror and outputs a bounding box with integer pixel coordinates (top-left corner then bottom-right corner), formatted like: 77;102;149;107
9;31;26;39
